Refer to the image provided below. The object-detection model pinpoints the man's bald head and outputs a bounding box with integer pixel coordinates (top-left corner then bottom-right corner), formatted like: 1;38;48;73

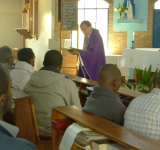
98;64;122;93
0;46;13;63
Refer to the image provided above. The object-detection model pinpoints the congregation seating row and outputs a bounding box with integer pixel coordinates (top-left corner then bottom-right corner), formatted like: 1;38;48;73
11;75;149;150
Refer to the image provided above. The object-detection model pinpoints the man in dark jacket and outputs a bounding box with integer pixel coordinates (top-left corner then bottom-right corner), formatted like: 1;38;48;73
83;64;126;126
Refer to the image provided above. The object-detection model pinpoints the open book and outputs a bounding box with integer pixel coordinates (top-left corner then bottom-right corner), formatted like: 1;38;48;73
61;47;83;52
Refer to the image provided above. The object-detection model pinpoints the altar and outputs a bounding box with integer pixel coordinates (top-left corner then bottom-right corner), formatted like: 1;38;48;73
121;48;160;72
106;55;130;80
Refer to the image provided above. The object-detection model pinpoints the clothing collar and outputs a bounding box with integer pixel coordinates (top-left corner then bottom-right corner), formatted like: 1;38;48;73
0;120;19;137
15;61;35;74
40;66;60;73
87;29;93;38
1;63;15;72
92;86;119;100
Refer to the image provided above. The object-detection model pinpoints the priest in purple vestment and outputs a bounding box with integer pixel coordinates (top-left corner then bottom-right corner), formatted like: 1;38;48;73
70;20;106;81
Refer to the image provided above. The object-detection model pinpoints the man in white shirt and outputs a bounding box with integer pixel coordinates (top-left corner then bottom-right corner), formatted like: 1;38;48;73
0;63;37;150
10;48;35;91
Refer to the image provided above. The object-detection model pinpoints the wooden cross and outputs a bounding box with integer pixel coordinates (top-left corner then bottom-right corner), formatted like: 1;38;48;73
157;62;160;71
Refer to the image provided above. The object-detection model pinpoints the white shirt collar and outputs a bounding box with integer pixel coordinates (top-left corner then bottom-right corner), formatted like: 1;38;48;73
0;120;19;137
87;30;92;38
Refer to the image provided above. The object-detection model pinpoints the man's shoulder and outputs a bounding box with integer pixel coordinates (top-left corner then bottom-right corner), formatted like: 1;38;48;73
59;75;75;84
0;134;37;150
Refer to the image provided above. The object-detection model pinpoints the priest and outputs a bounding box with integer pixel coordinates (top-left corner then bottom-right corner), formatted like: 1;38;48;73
70;20;106;81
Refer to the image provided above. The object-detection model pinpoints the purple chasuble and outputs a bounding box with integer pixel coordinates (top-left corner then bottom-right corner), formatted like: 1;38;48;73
78;29;106;81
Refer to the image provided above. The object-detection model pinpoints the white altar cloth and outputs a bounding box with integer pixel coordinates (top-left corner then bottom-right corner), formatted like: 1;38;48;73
106;55;130;80
121;48;160;72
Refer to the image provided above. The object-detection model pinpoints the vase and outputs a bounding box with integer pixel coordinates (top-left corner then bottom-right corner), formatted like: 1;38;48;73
119;14;123;19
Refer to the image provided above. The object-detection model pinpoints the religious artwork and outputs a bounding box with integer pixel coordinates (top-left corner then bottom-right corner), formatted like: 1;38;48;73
123;0;135;19
125;65;158;93
115;3;128;19
22;3;30;32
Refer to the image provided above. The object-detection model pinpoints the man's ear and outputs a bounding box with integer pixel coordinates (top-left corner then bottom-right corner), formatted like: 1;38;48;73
56;64;62;72
0;94;6;107
112;80;118;87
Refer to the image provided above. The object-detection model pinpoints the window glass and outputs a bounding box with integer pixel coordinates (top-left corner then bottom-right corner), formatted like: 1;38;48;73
155;1;160;9
78;9;84;24
97;0;109;8
97;9;108;54
78;0;84;8
71;31;78;48
85;0;96;8
85;9;96;23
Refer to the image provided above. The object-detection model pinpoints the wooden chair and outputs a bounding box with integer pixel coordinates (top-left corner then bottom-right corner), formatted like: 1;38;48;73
12;88;51;150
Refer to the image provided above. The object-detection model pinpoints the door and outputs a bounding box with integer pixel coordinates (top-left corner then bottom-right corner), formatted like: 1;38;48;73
153;10;160;48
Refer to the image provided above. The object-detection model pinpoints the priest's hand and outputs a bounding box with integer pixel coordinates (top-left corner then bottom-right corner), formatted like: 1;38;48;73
69;50;79;55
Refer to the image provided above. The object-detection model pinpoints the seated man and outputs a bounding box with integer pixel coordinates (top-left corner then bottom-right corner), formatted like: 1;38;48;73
0;46;15;71
124;72;160;141
83;64;126;126
10;48;35;91
24;50;81;137
0;64;37;150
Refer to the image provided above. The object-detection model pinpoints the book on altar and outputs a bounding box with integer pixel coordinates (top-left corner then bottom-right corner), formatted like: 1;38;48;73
92;140;132;150
61;47;83;52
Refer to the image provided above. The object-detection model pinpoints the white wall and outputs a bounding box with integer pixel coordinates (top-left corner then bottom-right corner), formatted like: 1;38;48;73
0;0;23;49
25;0;53;71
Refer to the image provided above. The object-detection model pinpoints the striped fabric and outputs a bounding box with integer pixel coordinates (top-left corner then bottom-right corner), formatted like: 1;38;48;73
124;88;160;141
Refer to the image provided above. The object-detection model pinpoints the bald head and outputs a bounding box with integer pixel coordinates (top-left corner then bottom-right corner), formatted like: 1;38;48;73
0;46;13;63
98;64;122;93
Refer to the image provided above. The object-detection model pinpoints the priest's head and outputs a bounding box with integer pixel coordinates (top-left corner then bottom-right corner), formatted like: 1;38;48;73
0;64;13;120
80;20;92;37
98;64;122;93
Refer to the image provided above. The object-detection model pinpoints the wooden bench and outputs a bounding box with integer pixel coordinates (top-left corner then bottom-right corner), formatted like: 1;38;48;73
63;73;145;106
12;88;51;150
52;106;160;150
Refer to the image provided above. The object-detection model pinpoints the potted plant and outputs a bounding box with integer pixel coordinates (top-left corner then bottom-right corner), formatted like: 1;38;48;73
125;65;158;93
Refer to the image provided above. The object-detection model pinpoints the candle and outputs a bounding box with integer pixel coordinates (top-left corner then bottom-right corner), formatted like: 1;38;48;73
133;32;135;41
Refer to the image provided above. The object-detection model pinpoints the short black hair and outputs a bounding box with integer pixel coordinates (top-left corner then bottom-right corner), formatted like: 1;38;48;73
43;50;63;68
80;20;92;27
18;48;35;63
0;63;9;95
0;46;13;63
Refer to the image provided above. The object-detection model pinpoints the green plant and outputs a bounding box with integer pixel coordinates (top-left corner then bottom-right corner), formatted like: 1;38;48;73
126;65;158;93
115;3;128;16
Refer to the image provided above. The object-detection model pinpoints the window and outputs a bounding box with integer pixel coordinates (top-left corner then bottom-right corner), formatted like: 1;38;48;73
155;0;160;9
71;0;109;54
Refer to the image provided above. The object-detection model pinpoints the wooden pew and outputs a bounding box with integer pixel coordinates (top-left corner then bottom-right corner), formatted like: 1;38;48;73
52;106;160;150
12;88;51;150
63;73;145;106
